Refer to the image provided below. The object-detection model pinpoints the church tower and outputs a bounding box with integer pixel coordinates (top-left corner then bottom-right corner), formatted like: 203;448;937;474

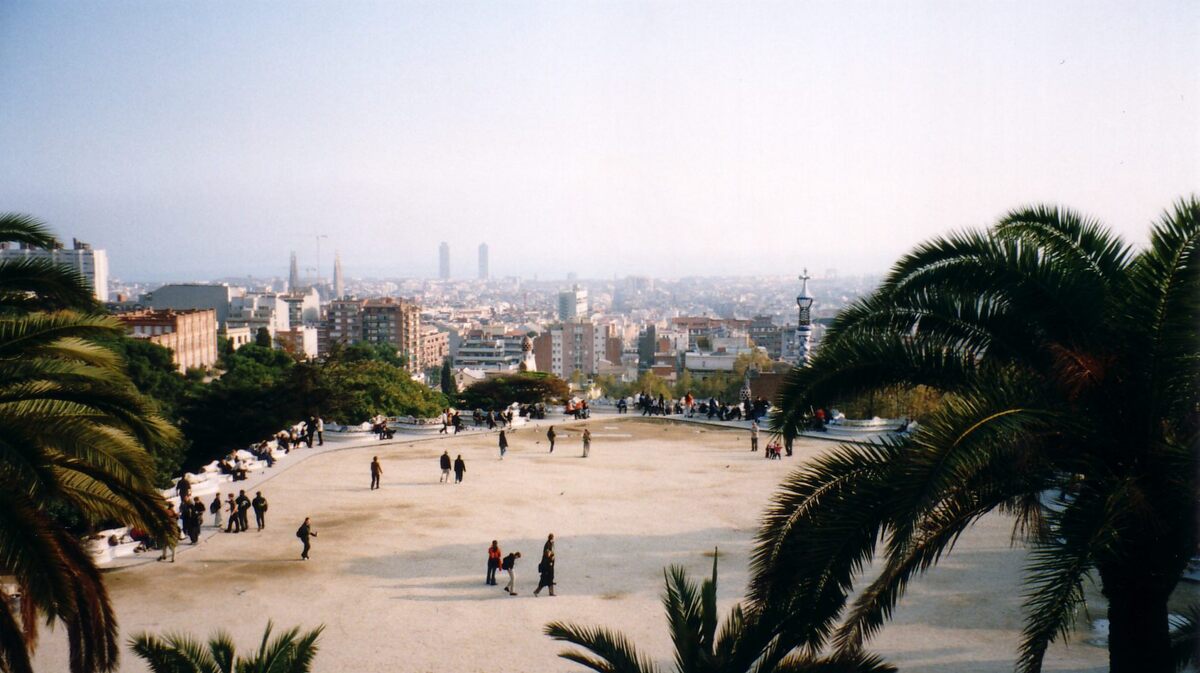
795;269;814;365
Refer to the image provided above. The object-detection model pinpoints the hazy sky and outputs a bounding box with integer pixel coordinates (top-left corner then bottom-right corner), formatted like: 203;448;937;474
1;1;1196;281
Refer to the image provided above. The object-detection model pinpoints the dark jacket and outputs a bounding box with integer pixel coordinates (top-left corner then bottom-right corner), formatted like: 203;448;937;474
252;495;267;513
440;454;451;469
453;457;465;473
236;494;251;511
501;553;518;571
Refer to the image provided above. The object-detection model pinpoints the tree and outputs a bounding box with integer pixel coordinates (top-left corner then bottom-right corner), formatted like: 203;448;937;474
760;200;1200;673
546;553;894;673
0;214;179;673
732;350;773;378
130;622;323;673
101;336;201;486
459;372;569;409
441;358;457;396
254;326;272;348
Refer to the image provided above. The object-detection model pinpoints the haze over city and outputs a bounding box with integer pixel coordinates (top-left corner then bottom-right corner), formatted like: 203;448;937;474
2;1;1196;282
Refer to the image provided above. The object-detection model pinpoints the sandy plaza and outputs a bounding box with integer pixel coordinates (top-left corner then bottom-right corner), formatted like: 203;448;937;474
33;418;1110;672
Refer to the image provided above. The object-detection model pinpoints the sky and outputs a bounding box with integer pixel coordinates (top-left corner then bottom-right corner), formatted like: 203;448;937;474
1;1;1197;282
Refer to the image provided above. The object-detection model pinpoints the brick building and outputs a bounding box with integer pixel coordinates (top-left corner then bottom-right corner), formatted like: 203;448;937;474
117;308;218;373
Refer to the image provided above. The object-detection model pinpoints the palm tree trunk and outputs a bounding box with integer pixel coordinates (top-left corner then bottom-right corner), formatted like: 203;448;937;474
1102;570;1174;673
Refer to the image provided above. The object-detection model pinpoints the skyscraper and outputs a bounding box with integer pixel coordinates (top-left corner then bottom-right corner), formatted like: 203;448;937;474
438;242;450;280
333;250;344;298
288;251;300;290
478;243;489;280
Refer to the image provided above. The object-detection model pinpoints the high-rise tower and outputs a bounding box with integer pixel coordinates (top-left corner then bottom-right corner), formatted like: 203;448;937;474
288;251;300;290
333;251;344;298
795;268;814;365
478;243;489;280
438;242;450;280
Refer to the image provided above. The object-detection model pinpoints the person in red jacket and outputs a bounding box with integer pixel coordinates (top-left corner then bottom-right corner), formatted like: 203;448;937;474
487;540;502;585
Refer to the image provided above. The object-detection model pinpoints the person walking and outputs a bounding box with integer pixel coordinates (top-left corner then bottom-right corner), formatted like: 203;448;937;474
581;428;591;458
225;493;241;533
547;426;556;453
486;540;502;585
453;454;466;483
210;492;223;528
296;517;317;560
498;430;508;459
502;551;521;595
370;456;383;490
251;491;268;531
542;533;555;558
439;410;449;434
750;421;759;452
534;550;556;597
439;450;452;483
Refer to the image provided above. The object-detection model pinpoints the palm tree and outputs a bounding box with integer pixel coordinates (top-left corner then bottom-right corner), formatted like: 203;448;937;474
758;199;1199;673
0;214;180;673
546;551;895;673
129;621;323;672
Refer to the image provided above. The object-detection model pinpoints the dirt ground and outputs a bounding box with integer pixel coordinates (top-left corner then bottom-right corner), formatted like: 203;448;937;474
33;418;1110;672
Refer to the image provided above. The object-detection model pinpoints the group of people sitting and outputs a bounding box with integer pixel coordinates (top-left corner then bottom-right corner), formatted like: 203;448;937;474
563;399;590;419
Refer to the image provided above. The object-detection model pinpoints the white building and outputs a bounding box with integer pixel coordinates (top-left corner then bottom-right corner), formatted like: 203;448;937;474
557;284;588;321
0;239;109;301
226;292;290;339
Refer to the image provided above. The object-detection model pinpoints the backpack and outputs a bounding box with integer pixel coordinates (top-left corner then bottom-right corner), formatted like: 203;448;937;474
209;500;220;514
296;526;305;539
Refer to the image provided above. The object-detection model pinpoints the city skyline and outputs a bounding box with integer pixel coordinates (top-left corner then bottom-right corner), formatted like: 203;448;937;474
1;2;1196;282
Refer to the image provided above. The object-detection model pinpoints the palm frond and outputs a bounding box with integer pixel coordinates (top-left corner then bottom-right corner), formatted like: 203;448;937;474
544;622;660;673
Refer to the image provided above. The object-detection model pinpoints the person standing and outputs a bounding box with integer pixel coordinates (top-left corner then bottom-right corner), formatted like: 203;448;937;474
581;428;591;458
486;540;502;585
547;426;556;453
534;549;556;597
502;551;521;595
439;410;449;434
210;492;223;528
296;517;317;560
750;421;759;452
236;490;252;532
542;533;555;559
179;499;198;545
189;497;205;543
305;415;317;448
439;450;452;483
316;416;324;446
176;475;191;504
370;456;383;490
453;454;466;484
498;430;508;459
251;491;268;531
225;493;241;533
158;502;178;562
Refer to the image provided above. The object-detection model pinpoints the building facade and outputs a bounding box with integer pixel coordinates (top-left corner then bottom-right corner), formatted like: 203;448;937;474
362;298;421;372
143;283;243;327
0;239;110;301
418;326;450;371
117;308;218;373
557;284;588;321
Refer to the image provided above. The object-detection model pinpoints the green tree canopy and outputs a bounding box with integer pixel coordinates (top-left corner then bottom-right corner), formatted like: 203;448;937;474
459;372;569;409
